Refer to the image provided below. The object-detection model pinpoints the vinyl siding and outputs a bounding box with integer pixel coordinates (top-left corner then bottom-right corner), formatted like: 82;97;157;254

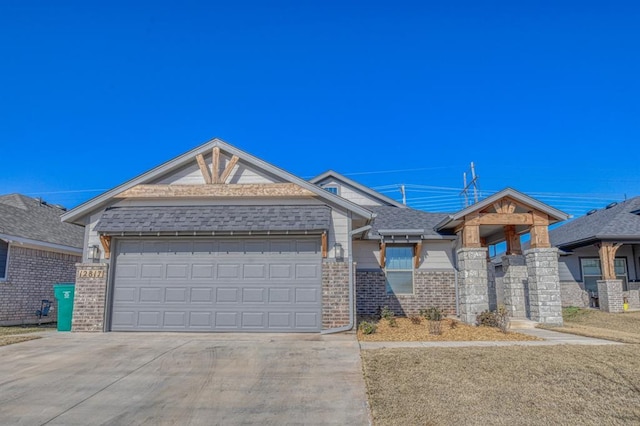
316;178;386;207
353;240;454;270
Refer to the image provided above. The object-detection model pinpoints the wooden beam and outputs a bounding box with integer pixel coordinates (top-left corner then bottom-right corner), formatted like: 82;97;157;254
462;225;481;248
212;147;220;184
598;242;621;280
195;154;212;184
379;242;386;268
321;232;328;258
465;213;534;226
99;235;112;260
504;225;522;255
115;183;315;198
413;242;422;269
219;155;239;184
529;224;550;248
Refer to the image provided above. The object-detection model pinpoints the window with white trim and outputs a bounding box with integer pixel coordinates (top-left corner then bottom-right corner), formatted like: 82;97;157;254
0;240;8;280
322;185;340;195
385;245;414;294
580;257;628;292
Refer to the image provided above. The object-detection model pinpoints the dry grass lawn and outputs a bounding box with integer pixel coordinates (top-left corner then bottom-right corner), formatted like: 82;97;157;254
541;308;640;344
362;345;640;426
0;325;48;347
358;317;540;342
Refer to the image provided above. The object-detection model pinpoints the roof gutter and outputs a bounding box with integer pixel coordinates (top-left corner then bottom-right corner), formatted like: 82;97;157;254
321;224;372;335
0;233;82;255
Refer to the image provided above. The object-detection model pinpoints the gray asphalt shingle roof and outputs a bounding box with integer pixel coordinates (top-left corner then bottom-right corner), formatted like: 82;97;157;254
549;197;640;248
367;206;452;239
0;194;84;248
95;205;332;234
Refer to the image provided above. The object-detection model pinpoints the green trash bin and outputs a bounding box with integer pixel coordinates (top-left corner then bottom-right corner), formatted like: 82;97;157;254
53;283;75;331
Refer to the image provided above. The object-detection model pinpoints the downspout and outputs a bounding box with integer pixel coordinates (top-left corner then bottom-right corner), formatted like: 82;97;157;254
321;223;373;334
452;240;460;317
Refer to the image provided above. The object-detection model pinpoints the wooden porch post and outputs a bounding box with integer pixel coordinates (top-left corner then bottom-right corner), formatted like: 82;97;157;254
598;242;620;280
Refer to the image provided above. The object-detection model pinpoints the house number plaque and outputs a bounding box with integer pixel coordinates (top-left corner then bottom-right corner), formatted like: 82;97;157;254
77;269;105;279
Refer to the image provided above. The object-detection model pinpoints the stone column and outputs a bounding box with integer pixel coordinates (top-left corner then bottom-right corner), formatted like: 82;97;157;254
487;262;497;312
524;248;563;326
72;263;109;332
457;248;489;324
597;280;623;313
502;255;528;319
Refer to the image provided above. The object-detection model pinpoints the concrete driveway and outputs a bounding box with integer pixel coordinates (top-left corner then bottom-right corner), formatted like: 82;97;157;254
0;332;370;425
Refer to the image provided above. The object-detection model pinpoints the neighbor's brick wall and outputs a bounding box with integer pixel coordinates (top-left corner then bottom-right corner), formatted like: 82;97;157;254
356;269;456;317
321;260;351;329
623;290;640;310
560;281;589;308
0;246;79;326
72;263;109;332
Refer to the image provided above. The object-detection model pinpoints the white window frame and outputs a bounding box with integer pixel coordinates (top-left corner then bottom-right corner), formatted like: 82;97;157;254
580;257;628;292
384;245;414;295
322;184;340;196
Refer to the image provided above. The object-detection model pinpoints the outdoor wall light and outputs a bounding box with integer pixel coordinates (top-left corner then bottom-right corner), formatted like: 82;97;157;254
334;242;344;262
88;245;100;262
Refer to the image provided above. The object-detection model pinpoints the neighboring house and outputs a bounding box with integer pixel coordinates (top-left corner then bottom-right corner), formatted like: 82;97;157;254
62;138;568;333
0;194;84;325
549;197;640;310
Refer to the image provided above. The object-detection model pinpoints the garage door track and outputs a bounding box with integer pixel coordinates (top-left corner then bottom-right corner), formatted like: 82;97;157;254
0;332;370;425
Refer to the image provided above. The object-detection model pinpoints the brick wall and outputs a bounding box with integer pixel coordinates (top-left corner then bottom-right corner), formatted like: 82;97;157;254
321;260;351;329
72;263;109;332
356;269;456;317
623;290;640;310
0;246;80;326
597;279;624;313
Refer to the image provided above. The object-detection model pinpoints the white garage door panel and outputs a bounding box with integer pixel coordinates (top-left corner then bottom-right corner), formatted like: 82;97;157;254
111;238;322;332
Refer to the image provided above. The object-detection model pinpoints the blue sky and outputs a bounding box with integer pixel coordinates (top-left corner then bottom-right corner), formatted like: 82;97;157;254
1;1;638;217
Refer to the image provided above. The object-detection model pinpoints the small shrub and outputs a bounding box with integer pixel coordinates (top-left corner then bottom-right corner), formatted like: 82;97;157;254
380;306;397;327
420;307;444;335
359;321;377;335
409;315;422;324
476;306;510;333
420;307;444;321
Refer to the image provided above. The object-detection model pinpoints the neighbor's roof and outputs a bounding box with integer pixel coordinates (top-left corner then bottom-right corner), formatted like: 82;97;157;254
309;170;406;208
366;206;453;240
62;138;374;225
0;194;84;250
95;205;332;234
549;197;640;249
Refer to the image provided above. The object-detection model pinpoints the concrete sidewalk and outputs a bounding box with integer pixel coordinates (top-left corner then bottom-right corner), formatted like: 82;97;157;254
359;327;622;349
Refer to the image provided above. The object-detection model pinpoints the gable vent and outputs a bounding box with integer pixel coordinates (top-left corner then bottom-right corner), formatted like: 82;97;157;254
606;202;618;209
586;209;597;215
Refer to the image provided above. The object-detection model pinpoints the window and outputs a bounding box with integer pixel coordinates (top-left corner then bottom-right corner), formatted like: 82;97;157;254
385;246;414;294
0;240;8;280
580;257;627;292
323;185;339;195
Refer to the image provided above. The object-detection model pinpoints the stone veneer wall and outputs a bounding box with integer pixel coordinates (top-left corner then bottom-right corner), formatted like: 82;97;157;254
72;263;109;332
356;269;456;317
502;255;529;319
321;260;351;330
0;246;80;326
525;248;563;326
560;281;589;308
597;279;623;314
457;248;489;324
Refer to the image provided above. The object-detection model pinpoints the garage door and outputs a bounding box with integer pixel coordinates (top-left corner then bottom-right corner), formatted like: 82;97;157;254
110;238;322;332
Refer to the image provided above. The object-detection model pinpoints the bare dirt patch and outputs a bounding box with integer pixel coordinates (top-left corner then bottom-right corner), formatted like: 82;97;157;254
0;335;41;347
540;308;640;344
358;317;540;342
362;345;640;426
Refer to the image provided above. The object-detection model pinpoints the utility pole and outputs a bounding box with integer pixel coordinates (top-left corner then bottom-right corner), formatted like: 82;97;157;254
460;162;480;207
